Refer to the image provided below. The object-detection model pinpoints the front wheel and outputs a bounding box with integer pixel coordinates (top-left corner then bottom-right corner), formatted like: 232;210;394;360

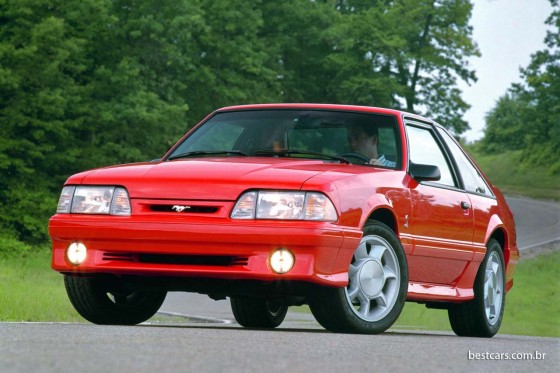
64;275;167;325
230;297;288;328
448;239;506;337
309;221;408;333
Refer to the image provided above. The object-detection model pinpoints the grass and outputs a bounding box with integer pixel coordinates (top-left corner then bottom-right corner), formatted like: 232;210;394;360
499;250;560;337
1;248;559;337
467;149;560;201
0;250;83;322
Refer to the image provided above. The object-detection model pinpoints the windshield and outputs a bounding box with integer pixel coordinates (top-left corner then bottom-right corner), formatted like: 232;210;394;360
168;109;400;167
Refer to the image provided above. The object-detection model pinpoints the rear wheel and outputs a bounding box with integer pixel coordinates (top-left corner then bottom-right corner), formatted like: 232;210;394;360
64;275;167;325
309;221;408;334
230;297;288;328
448;239;505;337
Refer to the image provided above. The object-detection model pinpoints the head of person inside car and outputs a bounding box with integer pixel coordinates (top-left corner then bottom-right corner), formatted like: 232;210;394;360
347;123;395;167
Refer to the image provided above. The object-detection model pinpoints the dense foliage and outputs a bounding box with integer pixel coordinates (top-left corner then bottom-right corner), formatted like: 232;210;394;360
479;0;560;175
1;0;478;245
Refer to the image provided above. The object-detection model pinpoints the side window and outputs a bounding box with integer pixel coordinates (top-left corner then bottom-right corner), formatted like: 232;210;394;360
437;128;493;196
406;125;455;187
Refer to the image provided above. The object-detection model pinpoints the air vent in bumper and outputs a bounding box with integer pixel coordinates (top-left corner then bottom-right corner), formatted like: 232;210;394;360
102;252;248;267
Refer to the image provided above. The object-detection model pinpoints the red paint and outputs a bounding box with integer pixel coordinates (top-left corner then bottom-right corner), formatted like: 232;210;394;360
49;104;519;303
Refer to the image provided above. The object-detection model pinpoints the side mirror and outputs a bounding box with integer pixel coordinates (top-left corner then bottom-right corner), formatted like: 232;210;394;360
409;162;441;182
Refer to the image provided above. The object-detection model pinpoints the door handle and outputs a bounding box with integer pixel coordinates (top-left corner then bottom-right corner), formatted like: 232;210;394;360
461;201;471;209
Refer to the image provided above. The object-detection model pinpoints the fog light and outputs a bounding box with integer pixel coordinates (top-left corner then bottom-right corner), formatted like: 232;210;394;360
269;249;295;274
66;242;87;266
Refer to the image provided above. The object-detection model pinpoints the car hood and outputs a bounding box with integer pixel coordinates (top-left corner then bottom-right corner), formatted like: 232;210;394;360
75;158;353;200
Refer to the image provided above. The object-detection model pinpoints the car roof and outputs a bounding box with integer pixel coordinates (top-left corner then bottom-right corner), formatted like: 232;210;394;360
216;103;403;117
214;103;439;130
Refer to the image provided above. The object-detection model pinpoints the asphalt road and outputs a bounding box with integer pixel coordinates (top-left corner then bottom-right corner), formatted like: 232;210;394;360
505;196;560;250
1;322;558;373
1;196;559;372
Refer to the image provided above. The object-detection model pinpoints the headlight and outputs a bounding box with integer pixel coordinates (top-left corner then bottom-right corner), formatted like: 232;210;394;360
56;186;75;213
231;191;337;222
56;186;131;215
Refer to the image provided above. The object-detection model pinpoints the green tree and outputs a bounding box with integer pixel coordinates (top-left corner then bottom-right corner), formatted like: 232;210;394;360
326;0;479;133
260;0;342;103
0;0;482;246
79;0;196;167
0;0;93;242
398;0;478;134
0;0;197;242
518;0;560;173
183;0;282;123
479;92;529;154
260;0;479;134
322;3;404;107
480;0;560;174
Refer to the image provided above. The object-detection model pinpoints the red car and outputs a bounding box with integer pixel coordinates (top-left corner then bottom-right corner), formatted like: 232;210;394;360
49;104;519;337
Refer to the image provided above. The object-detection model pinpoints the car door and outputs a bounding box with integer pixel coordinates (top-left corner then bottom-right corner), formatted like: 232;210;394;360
405;122;474;285
436;127;498;260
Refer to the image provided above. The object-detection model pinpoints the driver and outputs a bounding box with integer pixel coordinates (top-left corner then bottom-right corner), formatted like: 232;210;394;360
347;124;396;167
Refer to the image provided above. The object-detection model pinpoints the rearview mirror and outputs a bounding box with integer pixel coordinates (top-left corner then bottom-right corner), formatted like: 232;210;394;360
409;162;441;182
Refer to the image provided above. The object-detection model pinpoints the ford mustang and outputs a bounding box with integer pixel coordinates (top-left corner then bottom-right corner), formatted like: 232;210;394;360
49;104;519;337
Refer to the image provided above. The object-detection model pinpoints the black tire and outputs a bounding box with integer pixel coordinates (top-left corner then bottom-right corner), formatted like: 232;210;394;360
448;239;506;337
230;297;288;328
309;221;408;334
64;275;167;325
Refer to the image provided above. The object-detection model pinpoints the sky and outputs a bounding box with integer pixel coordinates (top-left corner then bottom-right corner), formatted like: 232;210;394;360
461;0;553;142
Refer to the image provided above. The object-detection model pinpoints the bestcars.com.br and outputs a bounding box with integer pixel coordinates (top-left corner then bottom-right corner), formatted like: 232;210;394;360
468;351;546;360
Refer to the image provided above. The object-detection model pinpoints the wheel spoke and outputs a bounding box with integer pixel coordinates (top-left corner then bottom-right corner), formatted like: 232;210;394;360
374;292;388;308
347;284;360;301
485;270;495;304
357;293;371;316
348;262;360;279
347;261;361;301
369;244;387;261
485;271;494;293
491;258;500;274
487;307;495;321
383;266;397;281
494;290;502;310
354;241;369;260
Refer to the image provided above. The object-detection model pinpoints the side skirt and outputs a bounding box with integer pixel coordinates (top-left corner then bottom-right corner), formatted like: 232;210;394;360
406;281;474;303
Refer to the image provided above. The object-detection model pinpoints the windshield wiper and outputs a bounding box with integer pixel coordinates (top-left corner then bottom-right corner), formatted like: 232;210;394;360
167;150;247;161
254;149;349;164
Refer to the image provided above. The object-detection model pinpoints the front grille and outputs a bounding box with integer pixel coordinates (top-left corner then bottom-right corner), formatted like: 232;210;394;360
149;205;219;213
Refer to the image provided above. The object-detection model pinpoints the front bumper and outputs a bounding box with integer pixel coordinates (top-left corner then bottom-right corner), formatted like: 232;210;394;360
49;214;362;287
